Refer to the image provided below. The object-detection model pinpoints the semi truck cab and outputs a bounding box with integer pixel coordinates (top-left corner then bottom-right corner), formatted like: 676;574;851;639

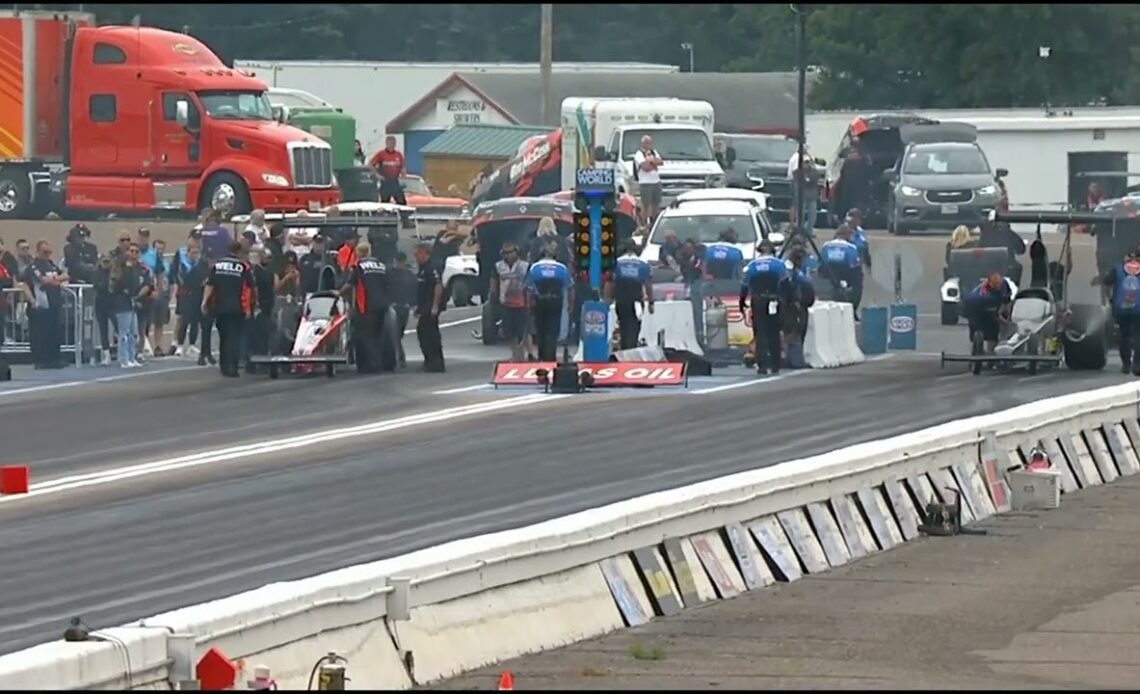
0;10;338;220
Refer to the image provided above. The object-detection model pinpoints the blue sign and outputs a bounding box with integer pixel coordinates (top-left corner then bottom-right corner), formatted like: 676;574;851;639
859;306;888;355
576;167;614;192
888;303;918;350
581;300;611;362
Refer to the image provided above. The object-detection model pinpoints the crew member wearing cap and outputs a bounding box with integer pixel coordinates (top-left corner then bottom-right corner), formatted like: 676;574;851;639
63;224;98;285
298;234;328;295
413;241;446;372
741;240;788;375
343;242;395;373
196;208;234;261
202;241;255;377
1102;248;1140;375
607;242;654;351
845;209;872;269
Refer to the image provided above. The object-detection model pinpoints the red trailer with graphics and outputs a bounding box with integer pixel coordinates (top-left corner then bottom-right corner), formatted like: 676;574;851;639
0;10;339;220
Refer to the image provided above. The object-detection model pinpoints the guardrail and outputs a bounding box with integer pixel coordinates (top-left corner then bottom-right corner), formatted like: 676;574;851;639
2;381;1139;689
1;284;97;367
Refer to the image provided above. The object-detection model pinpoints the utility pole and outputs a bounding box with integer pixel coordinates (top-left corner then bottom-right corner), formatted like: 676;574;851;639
793;4;807;240
540;4;553;126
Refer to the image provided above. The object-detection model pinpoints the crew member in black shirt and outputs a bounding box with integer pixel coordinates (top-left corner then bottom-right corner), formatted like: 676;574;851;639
389;251;417;368
247;247;277;369
202;241;255;377
342;242;395;373
413;241;445;372
20;241;70;368
298;235;327;295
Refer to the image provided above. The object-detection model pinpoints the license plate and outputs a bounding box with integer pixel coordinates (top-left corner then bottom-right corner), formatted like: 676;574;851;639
941;204;959;215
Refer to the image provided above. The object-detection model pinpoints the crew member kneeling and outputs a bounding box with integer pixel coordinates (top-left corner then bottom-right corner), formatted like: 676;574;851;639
202;241;255;378
963;271;1013;357
1103;250;1140;375
740;240;788;375
609;244;654;350
343;242;395;374
527;248;573;362
703;230;745;281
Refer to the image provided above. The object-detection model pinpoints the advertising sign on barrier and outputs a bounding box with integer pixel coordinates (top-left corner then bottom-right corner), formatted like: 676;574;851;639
491;361;687;387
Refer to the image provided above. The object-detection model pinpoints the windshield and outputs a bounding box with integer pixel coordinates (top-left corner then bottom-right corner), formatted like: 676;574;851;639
903;146;990;175
649;213;757;244
198;90;274;121
730;137;799;163
622;129;715;162
401;176;432;196
269;91;326;108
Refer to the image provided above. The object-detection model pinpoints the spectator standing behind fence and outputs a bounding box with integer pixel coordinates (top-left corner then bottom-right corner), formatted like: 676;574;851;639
14;239;32;276
0;238;17;346
63;224;98;285
94;253;117;365
18;241;68;369
247;248;276;368
134;228;162;360
109;244;150;369
168;231;200;358
197;208;234;261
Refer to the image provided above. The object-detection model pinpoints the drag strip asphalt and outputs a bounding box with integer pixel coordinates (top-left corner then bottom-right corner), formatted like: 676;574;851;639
0;354;1130;654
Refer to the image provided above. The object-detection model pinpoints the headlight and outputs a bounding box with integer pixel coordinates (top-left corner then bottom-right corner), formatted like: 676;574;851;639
261;173;289;187
977;184;998;196
706;174;727;188
900;185;922;197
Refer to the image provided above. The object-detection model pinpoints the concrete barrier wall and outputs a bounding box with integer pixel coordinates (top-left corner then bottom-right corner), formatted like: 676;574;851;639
4;382;1140;689
805;300;865;368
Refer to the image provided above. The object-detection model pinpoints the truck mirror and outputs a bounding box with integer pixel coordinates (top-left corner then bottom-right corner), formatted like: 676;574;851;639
813;157;826;167
996;167;1009;178
593;145;609;162
175;100;190;128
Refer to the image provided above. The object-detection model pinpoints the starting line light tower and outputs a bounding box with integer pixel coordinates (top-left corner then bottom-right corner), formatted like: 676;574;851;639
574;167;617;363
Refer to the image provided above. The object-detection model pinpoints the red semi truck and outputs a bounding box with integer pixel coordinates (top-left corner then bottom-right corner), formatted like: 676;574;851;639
0;10;339;220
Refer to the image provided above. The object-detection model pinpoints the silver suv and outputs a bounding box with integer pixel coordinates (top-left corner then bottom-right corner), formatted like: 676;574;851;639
885;124;1003;235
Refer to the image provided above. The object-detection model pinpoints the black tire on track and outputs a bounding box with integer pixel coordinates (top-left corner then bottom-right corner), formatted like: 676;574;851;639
379;306;400;372
481;302;499;346
1064;303;1108;371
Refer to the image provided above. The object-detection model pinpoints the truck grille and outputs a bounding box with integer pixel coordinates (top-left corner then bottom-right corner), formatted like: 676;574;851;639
290;144;334;188
661;177;708;196
925;189;973;204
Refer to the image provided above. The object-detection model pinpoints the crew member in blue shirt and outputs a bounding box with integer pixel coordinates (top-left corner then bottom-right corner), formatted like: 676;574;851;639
740;240;788;375
819;224;862;311
1102;249;1140;374
782;246;817;345
845;208;873;270
607;243;654;350
962;271;1014;356
527;248;574;361
704;229;745;280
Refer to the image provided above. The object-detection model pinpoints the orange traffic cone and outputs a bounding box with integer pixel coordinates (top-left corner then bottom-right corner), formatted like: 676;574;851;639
497;671;514;690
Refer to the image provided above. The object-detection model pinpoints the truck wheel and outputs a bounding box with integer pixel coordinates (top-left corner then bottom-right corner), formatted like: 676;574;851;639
940;301;959;326
0;172;32;220
201;172;253;216
449;277;475;307
1063;304;1108;371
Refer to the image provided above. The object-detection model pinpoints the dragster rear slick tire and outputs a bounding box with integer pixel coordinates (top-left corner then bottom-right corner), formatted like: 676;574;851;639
481;302;499;346
1063;303;1108;371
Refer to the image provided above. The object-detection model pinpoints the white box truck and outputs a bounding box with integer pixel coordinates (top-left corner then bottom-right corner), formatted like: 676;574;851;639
560;98;726;204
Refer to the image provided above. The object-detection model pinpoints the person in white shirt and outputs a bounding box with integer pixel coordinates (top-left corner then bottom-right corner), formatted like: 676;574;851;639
632;135;664;229
243;209;268;251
